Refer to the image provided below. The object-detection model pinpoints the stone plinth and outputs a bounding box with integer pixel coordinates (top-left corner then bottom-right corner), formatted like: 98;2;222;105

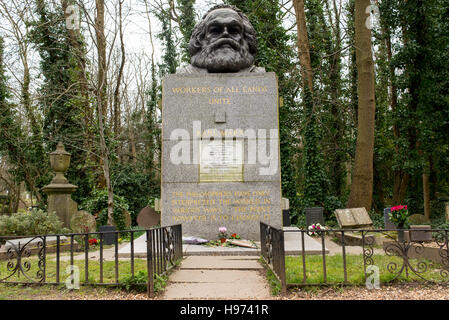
42;143;78;228
161;73;282;240
42;183;78;228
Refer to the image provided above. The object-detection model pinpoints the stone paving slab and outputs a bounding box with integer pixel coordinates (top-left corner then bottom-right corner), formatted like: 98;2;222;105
169;269;263;282
161;256;271;300
179;256;263;270
161;282;270;299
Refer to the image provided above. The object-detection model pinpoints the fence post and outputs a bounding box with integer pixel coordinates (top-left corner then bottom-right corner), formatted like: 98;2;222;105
146;230;154;298
278;229;287;295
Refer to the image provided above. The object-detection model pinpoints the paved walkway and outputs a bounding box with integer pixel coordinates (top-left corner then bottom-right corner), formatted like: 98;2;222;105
118;226;329;257
160;255;272;299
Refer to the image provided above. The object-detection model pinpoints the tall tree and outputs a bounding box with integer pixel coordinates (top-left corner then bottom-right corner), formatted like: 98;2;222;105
94;0;113;224
226;0;301;220
294;0;328;209
174;0;196;64
30;0;91;204
347;0;376;211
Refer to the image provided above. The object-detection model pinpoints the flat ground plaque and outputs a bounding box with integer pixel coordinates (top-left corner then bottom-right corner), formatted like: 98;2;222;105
161;73;282;240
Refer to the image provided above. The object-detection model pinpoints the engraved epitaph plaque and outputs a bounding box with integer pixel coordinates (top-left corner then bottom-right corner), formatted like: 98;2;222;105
200;139;243;182
161;73;282;240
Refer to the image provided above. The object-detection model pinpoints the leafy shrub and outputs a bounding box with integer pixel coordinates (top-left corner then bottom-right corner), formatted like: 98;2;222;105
0;209;69;236
111;163;160;225
120;271;167;293
80;189;131;231
120;271;147;292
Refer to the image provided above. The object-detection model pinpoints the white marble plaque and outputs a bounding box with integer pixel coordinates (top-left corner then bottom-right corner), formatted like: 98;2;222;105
199;139;243;182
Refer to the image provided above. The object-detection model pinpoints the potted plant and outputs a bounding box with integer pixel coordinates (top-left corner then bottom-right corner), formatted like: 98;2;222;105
388;205;409;242
218;226;228;243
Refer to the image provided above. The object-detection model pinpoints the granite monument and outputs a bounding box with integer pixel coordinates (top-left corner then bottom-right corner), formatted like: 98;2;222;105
161;5;282;240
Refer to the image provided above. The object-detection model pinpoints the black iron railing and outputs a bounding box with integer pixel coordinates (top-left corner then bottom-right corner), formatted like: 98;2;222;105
0;224;182;297
260;222;286;294
260;223;449;294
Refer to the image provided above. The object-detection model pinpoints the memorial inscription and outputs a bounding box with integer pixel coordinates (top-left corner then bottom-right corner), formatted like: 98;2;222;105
161;74;282;239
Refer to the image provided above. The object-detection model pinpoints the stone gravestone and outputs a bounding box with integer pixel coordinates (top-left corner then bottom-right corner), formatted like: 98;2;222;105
99;225;117;245
70;210;97;233
305;207;324;228
409;225;432;242
160;5;282;240
335;208;373;229
282;198;290;227
137;205;160;228
384;207;396;230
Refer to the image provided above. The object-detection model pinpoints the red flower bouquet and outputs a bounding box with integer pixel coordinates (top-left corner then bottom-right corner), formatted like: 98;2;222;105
389;205;409;228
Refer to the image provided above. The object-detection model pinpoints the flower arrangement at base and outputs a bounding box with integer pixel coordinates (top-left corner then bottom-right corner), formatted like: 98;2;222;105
230;233;240;240
308;223;326;236
88;238;98;246
388;205;409;228
218;226;228;243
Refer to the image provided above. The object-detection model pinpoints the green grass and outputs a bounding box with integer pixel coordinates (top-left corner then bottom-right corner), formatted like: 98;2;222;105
259;257;282;295
0;256;148;284
0;283;145;300
0;251;178;295
285;254;445;286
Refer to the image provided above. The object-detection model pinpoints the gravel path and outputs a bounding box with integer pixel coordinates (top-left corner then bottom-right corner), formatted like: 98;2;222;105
285;284;449;300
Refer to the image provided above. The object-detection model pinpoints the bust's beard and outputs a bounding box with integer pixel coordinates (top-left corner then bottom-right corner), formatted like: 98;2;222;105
191;38;255;73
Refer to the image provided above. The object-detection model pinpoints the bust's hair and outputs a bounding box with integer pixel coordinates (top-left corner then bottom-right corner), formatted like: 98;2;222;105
188;4;257;59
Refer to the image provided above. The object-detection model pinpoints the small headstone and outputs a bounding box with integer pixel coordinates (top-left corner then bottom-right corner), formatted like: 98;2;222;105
306;207;324;228
70;210;97;233
99;225;117;245
137;205;160;228
282;198;290;226
335;208;373;229
283;209;291;227
408;214;429;225
410;225;432;242
445;203;449;222
384;207;396;229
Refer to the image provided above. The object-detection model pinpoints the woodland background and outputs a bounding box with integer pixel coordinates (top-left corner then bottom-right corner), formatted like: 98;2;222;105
0;0;448;228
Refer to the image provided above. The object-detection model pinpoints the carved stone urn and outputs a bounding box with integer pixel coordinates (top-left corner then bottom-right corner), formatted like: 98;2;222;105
42;142;78;227
49;142;71;184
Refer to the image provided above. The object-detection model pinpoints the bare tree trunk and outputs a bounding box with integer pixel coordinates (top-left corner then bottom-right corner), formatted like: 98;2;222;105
113;0;125;142
423;169;430;220
95;0;113;225
293;0;313;91
96;0;108;118
347;0;376;211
